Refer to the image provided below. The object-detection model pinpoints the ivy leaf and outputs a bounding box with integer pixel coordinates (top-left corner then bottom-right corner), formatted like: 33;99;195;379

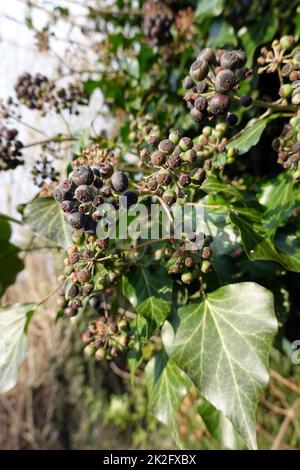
201;174;244;203
198;399;243;449
227;115;280;156
0;303;37;394
230;211;300;272
208;19;237;47
230;211;283;263
275;234;300;272
123;266;172;336
23;197;72;250
0;216;24;298
145;350;191;432
163;282;277;449
238;13;279;65
260;173;296;235
195;0;224;20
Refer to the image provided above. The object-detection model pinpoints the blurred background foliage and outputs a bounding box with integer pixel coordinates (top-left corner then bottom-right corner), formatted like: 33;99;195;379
0;0;300;450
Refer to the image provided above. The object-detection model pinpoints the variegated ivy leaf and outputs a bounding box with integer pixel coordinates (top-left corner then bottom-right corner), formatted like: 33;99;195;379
163;282;277;449
24;197;72;250
145;350;192;433
0;303;37;394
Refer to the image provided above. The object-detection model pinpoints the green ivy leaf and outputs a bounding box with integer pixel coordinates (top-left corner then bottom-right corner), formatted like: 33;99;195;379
24;197;72;250
123;266;172;336
195;0;224;20
260;173;296;235
238;13;279;65
163;282;277;449
227;115;280;156
230;211;300;272
145;350;191;432
0;303;37;394
208;19;237;47
0;216;24;298
201;174;244;202
198;399;243;449
275;234;300;272
230;211;283;262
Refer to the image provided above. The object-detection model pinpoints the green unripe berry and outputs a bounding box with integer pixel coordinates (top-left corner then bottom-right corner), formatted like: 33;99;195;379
118;319;128;331
279;35;294;50
84;344;96;357
95;348;106;361
202;126;211;137
169;130;180;145
279;84;293;98
181;272;194;284
227;147;237;159
292;88;300;105
179;137;193;151
190;168;206;185
181;149;197;163
201;260;212;273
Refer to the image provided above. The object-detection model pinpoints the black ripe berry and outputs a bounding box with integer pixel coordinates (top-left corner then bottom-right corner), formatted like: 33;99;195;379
240;95;253;108
157;170;173;186
65;211;87;229
151;151;166;167
162;189;177;206
92;195;104;207
220;51;243;70
226;114;238;127
179;174;191;187
75;184;94;202
209;94;230;115
60;200;79;213
111;171;129;193
121;190;138;208
66;284;78;299
190;168;206;185
189;59;209;81
215;69;236;93
93;177;103;189
53;186;64;202
89;295;101;309
72;165;94;185
61;179;76;194
190;108;204;123
99;163;114;178
71;298;82;309
182;76;194;90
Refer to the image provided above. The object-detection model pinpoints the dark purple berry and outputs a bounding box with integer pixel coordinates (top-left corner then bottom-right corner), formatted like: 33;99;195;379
111;172;129;193
65;211;87;229
71;165;94;185
75;184;93;202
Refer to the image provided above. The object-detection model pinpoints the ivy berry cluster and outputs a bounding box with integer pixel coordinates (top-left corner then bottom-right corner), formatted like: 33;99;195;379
82;313;129;361
258;36;300;104
143;0;174;46
0;126;24;171
165;235;213;285
139;130;207;205
32;154;60;187
54;154;138;235
15;72;88;115
272;116;300;178
182;47;251;123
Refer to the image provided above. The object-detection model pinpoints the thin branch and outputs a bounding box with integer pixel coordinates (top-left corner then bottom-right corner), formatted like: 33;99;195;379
23;136;76;149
